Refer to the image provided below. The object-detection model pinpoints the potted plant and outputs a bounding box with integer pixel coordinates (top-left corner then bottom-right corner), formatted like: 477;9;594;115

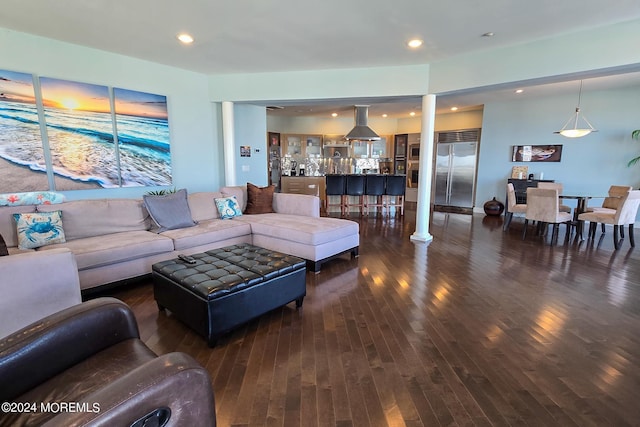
145;187;177;196
629;130;640;167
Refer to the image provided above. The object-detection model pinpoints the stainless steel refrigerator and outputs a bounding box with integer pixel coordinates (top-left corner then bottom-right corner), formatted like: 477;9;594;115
434;129;480;212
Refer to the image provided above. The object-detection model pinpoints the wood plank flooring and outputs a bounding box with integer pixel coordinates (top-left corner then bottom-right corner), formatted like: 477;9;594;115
102;210;640;427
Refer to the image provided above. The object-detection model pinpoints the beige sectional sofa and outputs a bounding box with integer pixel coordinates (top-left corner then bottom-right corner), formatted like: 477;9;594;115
0;188;359;291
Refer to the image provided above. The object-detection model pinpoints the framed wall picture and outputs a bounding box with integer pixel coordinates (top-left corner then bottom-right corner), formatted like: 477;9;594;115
240;146;251;157
512;145;562;162
268;132;280;146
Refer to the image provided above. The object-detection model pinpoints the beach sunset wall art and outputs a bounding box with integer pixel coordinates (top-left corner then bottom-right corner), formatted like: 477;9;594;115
40;77;117;191
0;70;50;193
114;88;171;187
0;68;172;194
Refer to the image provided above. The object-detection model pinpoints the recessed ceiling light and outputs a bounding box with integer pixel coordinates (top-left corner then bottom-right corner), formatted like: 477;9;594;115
409;111;416;116
450;107;458;111
515;89;524;94
407;39;423;48
331;112;338;117
382;114;388;118
482;32;495;37
177;33;194;44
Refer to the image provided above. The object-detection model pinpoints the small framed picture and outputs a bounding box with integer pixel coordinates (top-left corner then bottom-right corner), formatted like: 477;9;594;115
268;132;280;146
240;146;251;157
511;166;529;179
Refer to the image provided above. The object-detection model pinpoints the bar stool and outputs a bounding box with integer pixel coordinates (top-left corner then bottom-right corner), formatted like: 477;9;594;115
344;174;366;216
384;175;405;216
364;175;386;216
325;175;346;216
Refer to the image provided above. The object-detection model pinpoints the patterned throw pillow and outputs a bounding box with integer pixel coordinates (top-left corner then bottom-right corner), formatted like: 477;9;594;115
0;191;65;207
244;182;275;214
13;211;66;250
214;196;243;219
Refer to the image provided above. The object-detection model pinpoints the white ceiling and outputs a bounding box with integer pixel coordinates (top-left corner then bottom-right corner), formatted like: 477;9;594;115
2;0;640;115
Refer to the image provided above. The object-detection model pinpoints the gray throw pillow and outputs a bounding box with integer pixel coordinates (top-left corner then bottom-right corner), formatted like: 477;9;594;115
143;189;197;232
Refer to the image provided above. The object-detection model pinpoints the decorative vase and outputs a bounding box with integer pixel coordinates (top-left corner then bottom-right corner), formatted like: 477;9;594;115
483;197;504;216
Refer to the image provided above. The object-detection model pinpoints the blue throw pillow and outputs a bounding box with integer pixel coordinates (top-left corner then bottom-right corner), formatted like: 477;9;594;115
13;211;66;249
143;188;197;232
214;196;243;219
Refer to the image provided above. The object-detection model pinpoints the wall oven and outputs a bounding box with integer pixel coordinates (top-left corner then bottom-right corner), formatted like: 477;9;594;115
408;144;420;160
407;161;419;188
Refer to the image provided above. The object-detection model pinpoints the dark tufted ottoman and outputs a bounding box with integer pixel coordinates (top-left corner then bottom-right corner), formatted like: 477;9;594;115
152;243;306;346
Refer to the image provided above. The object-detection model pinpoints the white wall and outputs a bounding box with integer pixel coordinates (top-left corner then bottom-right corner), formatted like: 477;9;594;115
1;28;222;200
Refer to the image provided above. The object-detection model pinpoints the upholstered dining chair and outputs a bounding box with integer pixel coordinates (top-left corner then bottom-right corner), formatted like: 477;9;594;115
522;188;573;244
537;182;572;213
582;185;633;234
578;189;640;249
504;183;527;231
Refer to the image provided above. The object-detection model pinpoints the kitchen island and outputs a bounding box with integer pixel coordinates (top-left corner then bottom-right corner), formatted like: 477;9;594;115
280;174;406;216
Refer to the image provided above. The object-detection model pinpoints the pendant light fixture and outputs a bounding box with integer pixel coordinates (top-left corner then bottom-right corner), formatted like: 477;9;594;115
554;80;597;138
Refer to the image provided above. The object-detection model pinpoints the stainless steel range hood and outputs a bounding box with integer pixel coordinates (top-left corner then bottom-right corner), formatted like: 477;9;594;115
345;105;380;141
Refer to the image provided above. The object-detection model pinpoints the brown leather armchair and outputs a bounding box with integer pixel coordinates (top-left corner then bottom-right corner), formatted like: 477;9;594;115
0;297;216;426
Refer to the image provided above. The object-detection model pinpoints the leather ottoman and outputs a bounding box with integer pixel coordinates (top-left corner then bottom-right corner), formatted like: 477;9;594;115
152;243;306;346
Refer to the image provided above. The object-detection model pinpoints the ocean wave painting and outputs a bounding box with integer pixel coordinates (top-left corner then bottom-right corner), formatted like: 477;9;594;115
114;87;171;187
0;70;50;193
39;77;120;190
0;70;173;192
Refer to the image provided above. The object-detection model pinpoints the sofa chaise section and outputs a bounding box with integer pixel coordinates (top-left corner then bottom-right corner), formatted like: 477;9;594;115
236;213;359;271
221;186;360;272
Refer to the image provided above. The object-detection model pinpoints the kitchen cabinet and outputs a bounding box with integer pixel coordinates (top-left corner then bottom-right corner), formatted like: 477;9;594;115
393;134;407;175
371;137;390;158
323;134;346;145
280;176;326;208
352;141;369;158
282;134;323;157
349;136;392;158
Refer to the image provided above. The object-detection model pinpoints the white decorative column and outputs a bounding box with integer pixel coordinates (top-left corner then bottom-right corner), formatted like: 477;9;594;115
221;101;236;186
411;94;436;243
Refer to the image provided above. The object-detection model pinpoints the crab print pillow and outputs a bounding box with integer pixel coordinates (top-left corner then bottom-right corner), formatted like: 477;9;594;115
13;211;66;250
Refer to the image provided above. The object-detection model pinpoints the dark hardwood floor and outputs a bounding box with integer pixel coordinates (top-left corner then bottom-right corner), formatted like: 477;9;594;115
104;210;640;427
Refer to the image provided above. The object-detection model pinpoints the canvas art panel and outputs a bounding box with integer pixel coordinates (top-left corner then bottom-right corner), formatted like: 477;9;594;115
113;88;172;187
0;69;50;193
39;77;116;191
